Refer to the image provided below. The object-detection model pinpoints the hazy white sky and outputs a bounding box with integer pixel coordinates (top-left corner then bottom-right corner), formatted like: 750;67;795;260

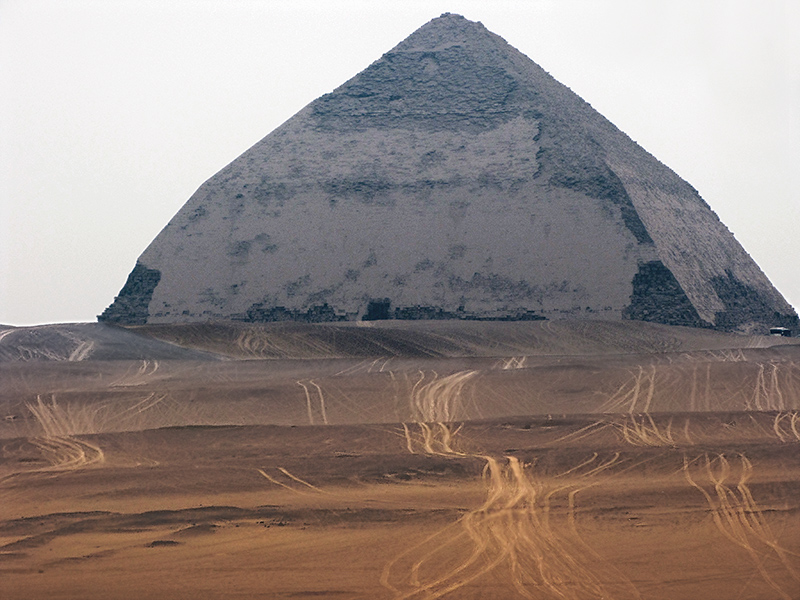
2;0;798;325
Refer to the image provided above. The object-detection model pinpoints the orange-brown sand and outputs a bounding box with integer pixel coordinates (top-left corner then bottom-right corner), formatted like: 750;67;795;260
2;321;799;599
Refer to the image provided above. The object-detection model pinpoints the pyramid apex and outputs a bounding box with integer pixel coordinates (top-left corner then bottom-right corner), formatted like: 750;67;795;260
390;12;491;54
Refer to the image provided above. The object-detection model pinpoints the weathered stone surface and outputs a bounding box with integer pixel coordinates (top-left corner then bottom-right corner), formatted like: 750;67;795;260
622;261;706;328
102;13;796;333
100;262;161;325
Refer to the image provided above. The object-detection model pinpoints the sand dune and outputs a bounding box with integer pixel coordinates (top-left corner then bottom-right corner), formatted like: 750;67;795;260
0;323;220;363
2;320;799;599
128;319;795;359
2;322;798;438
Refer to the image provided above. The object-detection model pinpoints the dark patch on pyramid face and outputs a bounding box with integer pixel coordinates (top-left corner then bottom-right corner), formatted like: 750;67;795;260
100;263;161;325
711;271;799;332
101;13;796;333
312;43;530;133
623;261;708;328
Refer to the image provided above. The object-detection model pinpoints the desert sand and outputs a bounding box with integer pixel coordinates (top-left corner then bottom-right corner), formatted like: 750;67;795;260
1;319;799;599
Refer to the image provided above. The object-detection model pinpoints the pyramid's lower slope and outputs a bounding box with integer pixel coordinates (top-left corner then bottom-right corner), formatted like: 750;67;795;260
100;14;797;333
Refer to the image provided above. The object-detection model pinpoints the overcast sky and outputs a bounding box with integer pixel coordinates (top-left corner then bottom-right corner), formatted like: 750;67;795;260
2;0;798;325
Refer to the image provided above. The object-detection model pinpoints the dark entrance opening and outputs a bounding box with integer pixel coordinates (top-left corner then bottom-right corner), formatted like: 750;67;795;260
364;298;391;321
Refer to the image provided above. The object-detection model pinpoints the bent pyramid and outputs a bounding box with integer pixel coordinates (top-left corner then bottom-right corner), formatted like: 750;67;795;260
101;13;797;333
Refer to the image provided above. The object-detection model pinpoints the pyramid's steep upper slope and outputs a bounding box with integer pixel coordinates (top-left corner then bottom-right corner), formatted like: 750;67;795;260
101;14;797;333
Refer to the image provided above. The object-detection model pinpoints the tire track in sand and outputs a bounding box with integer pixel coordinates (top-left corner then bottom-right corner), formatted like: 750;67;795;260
257;467;328;495
296;380;329;425
682;452;799;600
386;370;640;600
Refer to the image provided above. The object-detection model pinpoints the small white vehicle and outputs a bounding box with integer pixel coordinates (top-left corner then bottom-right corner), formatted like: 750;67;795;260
769;327;792;337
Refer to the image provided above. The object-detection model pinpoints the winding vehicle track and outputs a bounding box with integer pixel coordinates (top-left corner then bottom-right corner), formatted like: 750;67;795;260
682;452;800;600
109;360;160;387
772;411;800;442
385;371;640;599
